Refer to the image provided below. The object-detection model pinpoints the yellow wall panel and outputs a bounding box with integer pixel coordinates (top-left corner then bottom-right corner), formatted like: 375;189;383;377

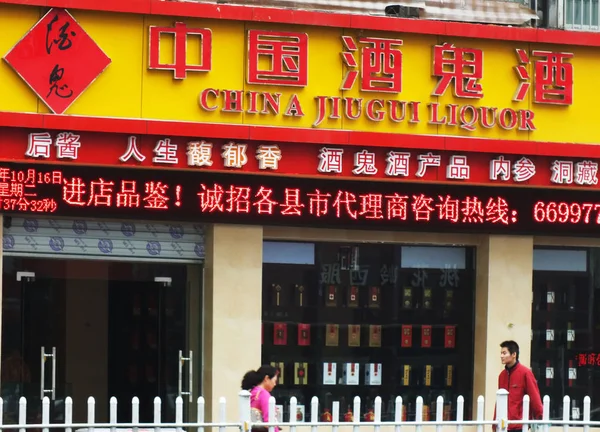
0;4;593;145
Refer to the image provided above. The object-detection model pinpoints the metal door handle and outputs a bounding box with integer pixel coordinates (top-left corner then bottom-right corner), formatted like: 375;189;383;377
51;347;56;400
40;346;57;400
178;350;193;402
188;350;193;401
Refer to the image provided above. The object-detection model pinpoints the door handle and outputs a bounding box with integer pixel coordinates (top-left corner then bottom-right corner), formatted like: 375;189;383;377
178;350;193;402
40;347;57;400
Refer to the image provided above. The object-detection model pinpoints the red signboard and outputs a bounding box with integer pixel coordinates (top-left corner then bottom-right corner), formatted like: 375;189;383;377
3;9;111;114
1;128;598;189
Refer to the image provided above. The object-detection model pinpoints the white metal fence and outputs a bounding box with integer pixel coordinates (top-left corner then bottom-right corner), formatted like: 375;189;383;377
1;389;599;432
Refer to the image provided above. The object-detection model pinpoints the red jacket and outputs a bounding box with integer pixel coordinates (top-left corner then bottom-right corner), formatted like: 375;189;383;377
495;362;543;429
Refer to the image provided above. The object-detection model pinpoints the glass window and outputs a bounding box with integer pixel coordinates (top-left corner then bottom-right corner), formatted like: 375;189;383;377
531;247;600;420
262;242;476;423
565;0;600;28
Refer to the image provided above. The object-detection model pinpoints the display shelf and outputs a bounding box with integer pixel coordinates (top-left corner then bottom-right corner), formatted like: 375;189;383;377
531;265;595;420
262;243;475;421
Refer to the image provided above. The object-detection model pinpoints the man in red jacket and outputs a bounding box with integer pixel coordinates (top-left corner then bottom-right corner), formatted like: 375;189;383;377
495;340;544;432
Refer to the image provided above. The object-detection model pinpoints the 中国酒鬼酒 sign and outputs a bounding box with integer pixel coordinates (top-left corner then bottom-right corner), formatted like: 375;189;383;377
0;6;593;144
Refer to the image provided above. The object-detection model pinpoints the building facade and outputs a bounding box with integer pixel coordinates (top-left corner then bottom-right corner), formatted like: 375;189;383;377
0;0;599;427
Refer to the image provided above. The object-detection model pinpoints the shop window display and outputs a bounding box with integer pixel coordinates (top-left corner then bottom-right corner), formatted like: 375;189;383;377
262;242;476;423
531;248;600;420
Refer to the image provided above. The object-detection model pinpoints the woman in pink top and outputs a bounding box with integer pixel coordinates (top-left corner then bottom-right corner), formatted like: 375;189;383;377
241;365;280;432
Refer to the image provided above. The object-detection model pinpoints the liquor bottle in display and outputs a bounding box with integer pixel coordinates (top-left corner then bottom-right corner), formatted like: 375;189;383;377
325;285;338;307
298;324;311;346
443;289;453;317
368;286;381;308
423;287;433;310
348;324;361;347
402;287;413;309
347;286;359;308
567;284;576;311
295;284;306;307
369;325;382;347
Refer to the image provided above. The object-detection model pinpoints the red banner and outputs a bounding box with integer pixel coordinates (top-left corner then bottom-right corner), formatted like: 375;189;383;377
2;127;600;189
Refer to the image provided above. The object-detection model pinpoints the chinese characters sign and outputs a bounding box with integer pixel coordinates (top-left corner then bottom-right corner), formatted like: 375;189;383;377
5;161;600;236
153;21;571;132
3;9;111;114
575;353;600;367
2;128;599;189
0;6;590;144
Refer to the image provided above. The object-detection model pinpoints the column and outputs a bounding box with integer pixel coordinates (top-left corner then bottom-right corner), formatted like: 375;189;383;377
203;224;263;422
473;235;534;419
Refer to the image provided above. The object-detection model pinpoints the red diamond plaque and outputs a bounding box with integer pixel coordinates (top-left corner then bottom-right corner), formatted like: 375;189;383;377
3;8;111;115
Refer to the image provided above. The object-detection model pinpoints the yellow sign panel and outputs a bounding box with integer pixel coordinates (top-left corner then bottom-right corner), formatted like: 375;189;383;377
0;5;594;144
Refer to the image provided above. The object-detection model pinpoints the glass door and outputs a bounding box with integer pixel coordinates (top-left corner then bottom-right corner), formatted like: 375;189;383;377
108;264;190;423
2;258;201;424
1;270;68;424
158;275;190;423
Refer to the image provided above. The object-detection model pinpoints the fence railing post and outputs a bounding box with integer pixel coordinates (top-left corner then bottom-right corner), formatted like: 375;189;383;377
542;395;550;432
496;389;509;432
311;396;319;432
435;396;443;432
332;400;340;432
393;396;403;432
153;396;161;432
131;397;139;432
110;397;118;432
197;396;206;432
456;395;464;432
476;395;484;432
219;397;227;432
87;397;95;432
42;396;50;432
65;397;73;432
289;396;298;432
374;396;382;432
415;396;424;432
18;396;26;432
583;396;591;432
562;396;571;432
239;390;251;432
268;396;276;432
176;396;184;432
522;395;530;432
2;389;597;432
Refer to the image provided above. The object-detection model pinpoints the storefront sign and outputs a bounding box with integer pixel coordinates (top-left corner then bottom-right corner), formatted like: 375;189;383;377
4;162;600;236
1;128;598;189
0;5;594;144
3;9;111;114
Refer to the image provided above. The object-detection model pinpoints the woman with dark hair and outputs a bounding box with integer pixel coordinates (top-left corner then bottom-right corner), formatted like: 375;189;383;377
242;365;280;432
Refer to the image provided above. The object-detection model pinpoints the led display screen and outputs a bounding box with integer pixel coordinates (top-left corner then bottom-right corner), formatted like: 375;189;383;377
1;162;599;236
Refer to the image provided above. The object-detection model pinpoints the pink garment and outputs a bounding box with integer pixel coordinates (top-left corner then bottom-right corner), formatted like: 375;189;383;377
250;386;280;432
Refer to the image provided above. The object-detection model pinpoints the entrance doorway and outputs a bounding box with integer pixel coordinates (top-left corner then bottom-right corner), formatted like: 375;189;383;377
1;257;201;424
